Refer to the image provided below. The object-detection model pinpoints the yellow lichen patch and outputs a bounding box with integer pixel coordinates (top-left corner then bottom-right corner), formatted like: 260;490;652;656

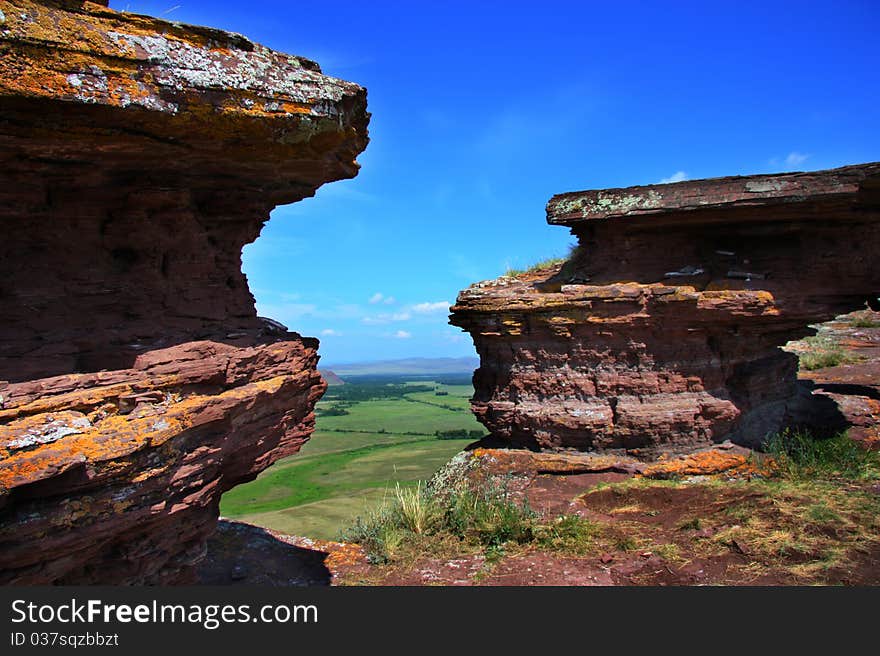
499;318;523;335
469;447;640;476
696;289;779;315
639;449;775;479
282;536;367;574
0;374;296;490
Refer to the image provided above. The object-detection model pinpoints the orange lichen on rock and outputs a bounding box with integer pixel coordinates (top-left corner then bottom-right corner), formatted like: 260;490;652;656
284;536;368;577
639;448;775;479
0;0;368;584
469;447;642;475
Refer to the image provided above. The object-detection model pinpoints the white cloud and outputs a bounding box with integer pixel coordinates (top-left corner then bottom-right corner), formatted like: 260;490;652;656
320;329;341;336
392;330;412;339
785;152;809;167
368;293;397;306
362;311;410;325
412;301;450;314
658;171;688;184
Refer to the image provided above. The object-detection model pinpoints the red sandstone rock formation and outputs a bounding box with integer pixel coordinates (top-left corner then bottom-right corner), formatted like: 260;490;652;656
0;0;369;583
451;163;880;454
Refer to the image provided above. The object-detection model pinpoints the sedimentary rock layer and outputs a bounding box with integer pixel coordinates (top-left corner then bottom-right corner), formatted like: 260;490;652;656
0;0;369;583
451;163;880;454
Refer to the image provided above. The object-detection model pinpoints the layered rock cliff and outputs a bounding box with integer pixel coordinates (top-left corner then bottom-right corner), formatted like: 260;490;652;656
451;163;880;454
0;0;369;583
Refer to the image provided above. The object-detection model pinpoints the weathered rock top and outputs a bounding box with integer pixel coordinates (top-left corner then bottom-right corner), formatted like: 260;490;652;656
0;0;369;204
547;162;880;226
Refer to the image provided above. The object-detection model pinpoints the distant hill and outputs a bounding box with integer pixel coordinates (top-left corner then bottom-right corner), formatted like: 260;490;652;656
322;357;479;377
320;370;345;385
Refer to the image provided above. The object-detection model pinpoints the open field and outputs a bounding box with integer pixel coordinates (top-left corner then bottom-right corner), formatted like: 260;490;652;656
220;378;481;539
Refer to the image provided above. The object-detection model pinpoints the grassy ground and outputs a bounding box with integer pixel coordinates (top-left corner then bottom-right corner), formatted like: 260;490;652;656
220;380;481;539
334;430;880;585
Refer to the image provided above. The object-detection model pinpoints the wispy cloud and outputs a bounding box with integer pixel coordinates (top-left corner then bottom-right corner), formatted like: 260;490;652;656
368;292;396;305
412;301;450;314
769;152;810;169
392;330;412;339
320;329;341;336
658;171;688;184
785;152;809;167
362;311;411;325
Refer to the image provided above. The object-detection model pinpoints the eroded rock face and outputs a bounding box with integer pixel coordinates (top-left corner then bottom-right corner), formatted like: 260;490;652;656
451;164;880;454
0;0;369;583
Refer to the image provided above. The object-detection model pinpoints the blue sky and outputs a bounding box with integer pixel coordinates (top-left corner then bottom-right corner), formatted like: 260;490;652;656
110;1;880;364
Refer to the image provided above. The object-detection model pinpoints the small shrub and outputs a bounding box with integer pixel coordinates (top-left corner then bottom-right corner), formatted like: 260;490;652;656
444;481;537;547
338;509;397;564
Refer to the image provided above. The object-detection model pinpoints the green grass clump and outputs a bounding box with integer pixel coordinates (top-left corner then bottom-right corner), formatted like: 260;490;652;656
504;243;581;277
797;335;860;370
339;477;598;564
534;514;599;554
849;316;880;328
443;481;538;547
505;257;567;277
764;429;879;481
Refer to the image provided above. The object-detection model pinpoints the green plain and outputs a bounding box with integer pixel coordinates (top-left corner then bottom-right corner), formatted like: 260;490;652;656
220;380;481;539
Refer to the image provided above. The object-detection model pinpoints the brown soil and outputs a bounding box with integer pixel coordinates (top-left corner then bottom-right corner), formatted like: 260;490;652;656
329;476;880;586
